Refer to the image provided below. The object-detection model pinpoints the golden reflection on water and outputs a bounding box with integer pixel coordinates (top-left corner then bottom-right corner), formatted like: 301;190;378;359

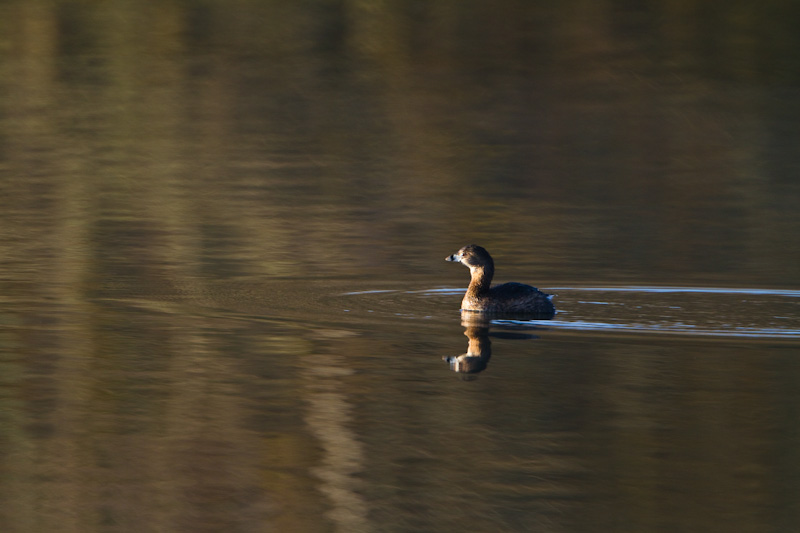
1;0;800;532
303;353;370;532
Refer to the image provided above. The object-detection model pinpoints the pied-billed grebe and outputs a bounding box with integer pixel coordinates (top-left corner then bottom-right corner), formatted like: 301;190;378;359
446;244;555;317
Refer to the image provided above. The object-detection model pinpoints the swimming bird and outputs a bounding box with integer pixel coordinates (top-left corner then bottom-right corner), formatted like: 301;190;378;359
446;244;555;317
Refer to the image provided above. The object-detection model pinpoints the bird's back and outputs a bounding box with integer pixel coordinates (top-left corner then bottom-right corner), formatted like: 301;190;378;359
482;282;555;316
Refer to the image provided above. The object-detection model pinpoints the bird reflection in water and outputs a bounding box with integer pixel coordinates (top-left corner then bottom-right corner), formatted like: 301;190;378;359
444;313;549;375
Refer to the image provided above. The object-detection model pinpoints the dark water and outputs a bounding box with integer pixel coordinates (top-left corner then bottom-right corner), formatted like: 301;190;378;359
2;2;800;532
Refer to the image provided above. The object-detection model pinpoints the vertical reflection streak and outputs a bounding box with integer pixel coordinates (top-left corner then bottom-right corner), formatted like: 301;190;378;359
302;355;370;533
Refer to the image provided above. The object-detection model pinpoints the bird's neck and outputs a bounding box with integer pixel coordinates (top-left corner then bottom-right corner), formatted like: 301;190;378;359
467;265;493;297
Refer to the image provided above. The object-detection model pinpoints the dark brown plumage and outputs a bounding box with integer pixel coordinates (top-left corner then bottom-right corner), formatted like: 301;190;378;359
446;244;555;317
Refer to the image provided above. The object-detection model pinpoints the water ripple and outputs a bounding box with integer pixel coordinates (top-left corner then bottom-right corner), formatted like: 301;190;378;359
344;285;800;340
549;286;800;298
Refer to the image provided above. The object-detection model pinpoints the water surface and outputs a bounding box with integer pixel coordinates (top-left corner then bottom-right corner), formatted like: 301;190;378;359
1;2;799;532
